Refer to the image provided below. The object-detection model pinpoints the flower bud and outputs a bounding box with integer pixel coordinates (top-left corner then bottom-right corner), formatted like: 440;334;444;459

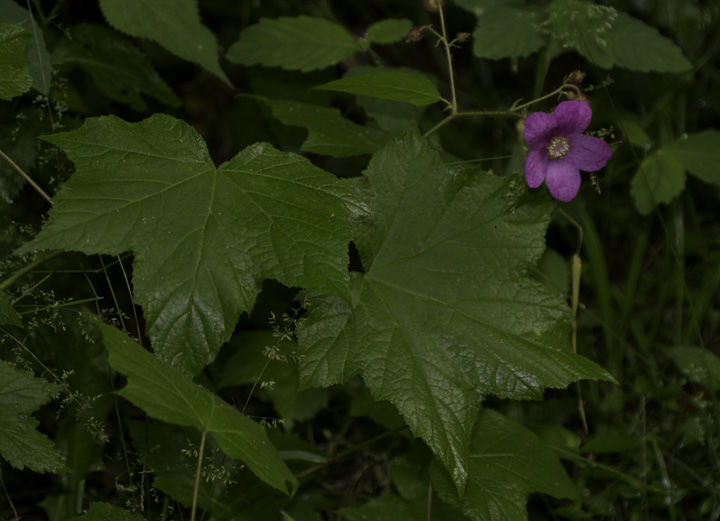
456;32;470;43
407;26;424;42
423;0;443;12
565;90;589;104
565;70;586;85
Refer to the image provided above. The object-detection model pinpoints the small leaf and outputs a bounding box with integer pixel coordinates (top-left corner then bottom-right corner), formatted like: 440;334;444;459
471;5;547;60
69;502;145;521
227;16;359;72
98;0;229;84
298;130;613;494
663;130;720;186
0;361;65;473
617;119;652;148
609;11;691;73
365;19;413;45
314;71;443;107
631;152;686;215
99;320;299;496
549;0;617;69
668;346;720;391
346;66;427;135
52;24;180;110
430;409;578;521
0;0;51;95
17;114;364;376
263;98;391;157
0;290;22;327
0;22;32;100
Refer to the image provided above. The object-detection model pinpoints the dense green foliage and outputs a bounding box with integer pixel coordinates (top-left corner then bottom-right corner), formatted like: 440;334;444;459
1;0;719;520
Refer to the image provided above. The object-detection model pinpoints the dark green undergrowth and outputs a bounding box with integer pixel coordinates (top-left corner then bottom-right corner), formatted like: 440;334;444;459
1;0;719;520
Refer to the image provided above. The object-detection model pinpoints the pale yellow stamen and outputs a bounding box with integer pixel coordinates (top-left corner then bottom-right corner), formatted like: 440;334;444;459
546;136;571;159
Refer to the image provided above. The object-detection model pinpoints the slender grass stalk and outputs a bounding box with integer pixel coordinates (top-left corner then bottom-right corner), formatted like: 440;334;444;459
0;251;64;291
0;148;54;206
191;430;208;521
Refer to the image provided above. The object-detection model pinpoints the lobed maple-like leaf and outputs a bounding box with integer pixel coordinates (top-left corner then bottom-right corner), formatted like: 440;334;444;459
430;408;578;521
0;361;65;473
297;130;612;493
18;114;366;376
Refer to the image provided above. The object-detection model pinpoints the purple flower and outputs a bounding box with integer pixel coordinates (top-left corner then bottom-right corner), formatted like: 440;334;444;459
524;100;612;202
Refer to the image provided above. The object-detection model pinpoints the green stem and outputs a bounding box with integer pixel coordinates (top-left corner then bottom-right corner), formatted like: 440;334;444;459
17;296;103;315
422;114;455;138
191;431;208;521
0;251;64;291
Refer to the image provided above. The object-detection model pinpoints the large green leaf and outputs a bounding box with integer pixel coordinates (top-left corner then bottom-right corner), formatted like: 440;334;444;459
0;361;65;473
549;0;617;69
52;24;180;110
297;131;613;494
99;320;298;496
430;408;578;521
314;71;443;107
17;114;364;376
98;0;229;84
227;16;359;72
0;22;32;100
0;0;51;95
663;130;720;186
262;98;391;157
631;152;686;215
609;11;691;73
470;5;547;60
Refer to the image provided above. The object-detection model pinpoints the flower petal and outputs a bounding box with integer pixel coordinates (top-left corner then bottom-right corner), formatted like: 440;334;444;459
567;134;612;172
553;100;592;136
524;111;558;149
525;148;548;188
545;159;581;202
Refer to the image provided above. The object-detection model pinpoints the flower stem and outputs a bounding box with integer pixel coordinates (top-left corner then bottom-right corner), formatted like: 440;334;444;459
421;4;581;139
436;4;457;112
422;114;454;138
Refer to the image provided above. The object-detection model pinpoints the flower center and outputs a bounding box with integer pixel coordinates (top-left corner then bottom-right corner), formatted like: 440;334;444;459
546;136;570;159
